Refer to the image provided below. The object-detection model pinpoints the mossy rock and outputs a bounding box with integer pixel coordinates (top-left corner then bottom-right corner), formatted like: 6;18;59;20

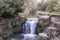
37;16;51;33
0;16;26;40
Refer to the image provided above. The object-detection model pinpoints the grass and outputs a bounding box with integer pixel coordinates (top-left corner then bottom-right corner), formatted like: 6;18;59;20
19;11;60;19
37;11;60;16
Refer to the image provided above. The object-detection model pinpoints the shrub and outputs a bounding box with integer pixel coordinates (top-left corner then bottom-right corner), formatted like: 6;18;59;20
46;0;58;12
0;0;24;17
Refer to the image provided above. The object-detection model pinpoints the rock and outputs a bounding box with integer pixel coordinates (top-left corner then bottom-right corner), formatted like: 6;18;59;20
51;16;60;33
44;26;59;40
47;26;57;30
45;26;57;36
39;15;51;26
51;16;60;24
37;15;51;32
12;34;24;40
0;19;9;40
39;33;49;40
40;15;50;19
39;33;48;38
38;16;60;40
0;16;25;40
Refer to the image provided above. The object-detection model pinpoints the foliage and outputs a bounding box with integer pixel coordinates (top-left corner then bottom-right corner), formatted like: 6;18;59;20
0;0;24;17
53;0;60;12
37;0;60;12
46;0;58;12
5;20;13;37
37;1;47;11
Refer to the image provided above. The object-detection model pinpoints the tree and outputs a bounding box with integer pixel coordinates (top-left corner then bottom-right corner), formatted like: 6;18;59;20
0;0;24;40
0;0;24;17
46;0;58;12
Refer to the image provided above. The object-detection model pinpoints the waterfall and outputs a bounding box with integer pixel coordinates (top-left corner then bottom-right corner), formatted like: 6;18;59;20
22;18;38;40
12;18;38;40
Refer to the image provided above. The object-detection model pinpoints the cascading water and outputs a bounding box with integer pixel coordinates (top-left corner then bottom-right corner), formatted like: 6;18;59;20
22;18;38;40
12;18;38;40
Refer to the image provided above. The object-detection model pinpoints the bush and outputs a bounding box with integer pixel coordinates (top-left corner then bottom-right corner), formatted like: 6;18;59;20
0;0;24;17
46;0;58;12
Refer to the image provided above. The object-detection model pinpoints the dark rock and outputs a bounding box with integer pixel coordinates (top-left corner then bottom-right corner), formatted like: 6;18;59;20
0;16;25;40
37;15;51;33
39;15;51;26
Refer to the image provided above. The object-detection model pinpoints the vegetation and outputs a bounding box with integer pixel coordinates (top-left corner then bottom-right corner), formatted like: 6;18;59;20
46;0;58;12
0;0;24;40
0;0;24;17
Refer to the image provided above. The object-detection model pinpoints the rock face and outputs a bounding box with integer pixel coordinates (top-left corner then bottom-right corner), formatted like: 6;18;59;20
37;15;51;33
39;16;60;40
51;16;60;40
0;19;9;40
0;16;25;40
51;16;60;32
39;33;49;40
39;16;51;26
39;26;59;40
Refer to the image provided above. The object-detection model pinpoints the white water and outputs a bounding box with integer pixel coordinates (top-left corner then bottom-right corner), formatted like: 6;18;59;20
12;18;38;40
37;0;47;3
22;18;38;40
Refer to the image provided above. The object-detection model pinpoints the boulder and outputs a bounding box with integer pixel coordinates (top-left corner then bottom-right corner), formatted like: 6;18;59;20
39;33;48;38
51;16;60;33
45;26;57;36
39;15;51;26
39;33;49;40
37;15;51;33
